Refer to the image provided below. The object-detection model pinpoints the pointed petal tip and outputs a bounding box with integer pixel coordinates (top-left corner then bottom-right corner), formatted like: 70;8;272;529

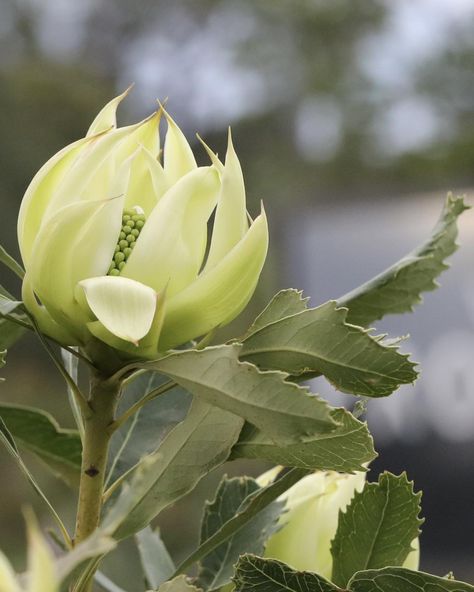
196;133;224;172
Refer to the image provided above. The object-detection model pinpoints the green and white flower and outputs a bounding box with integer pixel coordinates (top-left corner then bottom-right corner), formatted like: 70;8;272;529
18;88;268;358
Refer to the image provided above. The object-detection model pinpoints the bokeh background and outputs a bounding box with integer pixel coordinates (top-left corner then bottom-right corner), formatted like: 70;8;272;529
1;0;473;587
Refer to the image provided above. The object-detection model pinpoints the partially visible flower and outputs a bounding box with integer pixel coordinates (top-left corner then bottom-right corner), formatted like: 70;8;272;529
0;518;57;592
258;468;420;580
18;88;268;359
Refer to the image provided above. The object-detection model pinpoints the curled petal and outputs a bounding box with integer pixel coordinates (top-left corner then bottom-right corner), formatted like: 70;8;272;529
79;276;157;345
205;129;249;270
122;167;220;296
86;86;133;136
17;134;98;268
159;207;268;350
0;552;20;592
27;512;58;592
29;193;124;338
124;146;169;216
163;109;197;184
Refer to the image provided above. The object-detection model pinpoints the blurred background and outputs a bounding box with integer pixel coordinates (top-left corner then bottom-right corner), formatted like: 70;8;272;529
0;0;473;587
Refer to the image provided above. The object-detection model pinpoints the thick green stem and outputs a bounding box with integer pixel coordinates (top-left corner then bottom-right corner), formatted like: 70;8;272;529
74;374;121;545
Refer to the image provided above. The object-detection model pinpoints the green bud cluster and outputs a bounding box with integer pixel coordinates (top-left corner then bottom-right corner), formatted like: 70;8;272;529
108;209;145;276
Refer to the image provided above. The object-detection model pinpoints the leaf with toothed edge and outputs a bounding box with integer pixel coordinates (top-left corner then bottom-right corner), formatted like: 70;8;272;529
331;472;423;588
230;407;376;472
348;567;474;591
196;475;285;590
142;344;338;443
241;300;418;397
337;194;470;327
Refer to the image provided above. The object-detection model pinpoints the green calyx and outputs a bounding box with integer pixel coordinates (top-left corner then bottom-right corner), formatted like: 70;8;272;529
108;208;145;276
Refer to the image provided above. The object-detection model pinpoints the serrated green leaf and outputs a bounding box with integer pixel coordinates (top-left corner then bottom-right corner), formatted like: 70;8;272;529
230;408;376;472
331;472;423;587
241;301;417;397
106;371;191;487
136;526;176;589
0;244;25;278
174;468;308;578
158;575;202;592
144;345;337;444
103;398;243;540
233;554;340;592
242;289;309;339
197;476;284;590
348;567;474;592
0;403;82;487
0;417;71;546
338;194;469;327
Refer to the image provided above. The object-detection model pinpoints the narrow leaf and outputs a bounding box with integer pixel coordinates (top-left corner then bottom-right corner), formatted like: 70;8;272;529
231;408;376;472
0;244;25;278
348;567;474;592
174;468;308;577
136;526;176;589
241;301;418;397
233;554;340;592
197;476;284;590
338;195;469;327
331;472;423;587
0;403;82;487
0;417;71;546
145;345;337;444
106;371;190;487
103;398;243;540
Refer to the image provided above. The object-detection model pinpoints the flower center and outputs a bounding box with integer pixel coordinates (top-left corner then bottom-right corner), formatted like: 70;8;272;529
108;208;145;276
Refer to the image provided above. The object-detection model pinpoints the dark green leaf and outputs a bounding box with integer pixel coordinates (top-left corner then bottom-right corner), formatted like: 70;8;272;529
233;554;340;592
0;403;82;487
231;408;376;472
145;345;337;444
174;468;308;577
331;472;423;587
103;398;244;540
136;526;176;589
106;371;191;487
348;567;474;592
241;301;418;397
197;476;284;590
338;195;469;327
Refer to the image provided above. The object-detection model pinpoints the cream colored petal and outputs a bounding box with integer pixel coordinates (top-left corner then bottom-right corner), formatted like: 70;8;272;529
45;112;159;215
27;515;58;592
17;134;100;269
205;129;249;270
124;146;169;216
113;109;162;163
163;109;197;184
403;537;420;570
86;86;133;136
29;194;124;338
158;207;268;351
79;276;157;344
197;134;224;173
0;552;20;592
122;167;220;296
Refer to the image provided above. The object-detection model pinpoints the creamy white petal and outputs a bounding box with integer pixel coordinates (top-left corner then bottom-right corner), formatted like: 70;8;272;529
158;208;268;350
27;515;58;592
205;129;249;270
79;276;157;344
163;109;197;184
86;86;133;136
122;167;220;296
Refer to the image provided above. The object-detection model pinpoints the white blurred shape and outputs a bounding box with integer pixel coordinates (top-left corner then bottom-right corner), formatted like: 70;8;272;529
294;97;342;162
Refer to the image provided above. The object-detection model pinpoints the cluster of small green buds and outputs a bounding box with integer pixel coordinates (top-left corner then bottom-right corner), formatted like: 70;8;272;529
108;208;145;276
